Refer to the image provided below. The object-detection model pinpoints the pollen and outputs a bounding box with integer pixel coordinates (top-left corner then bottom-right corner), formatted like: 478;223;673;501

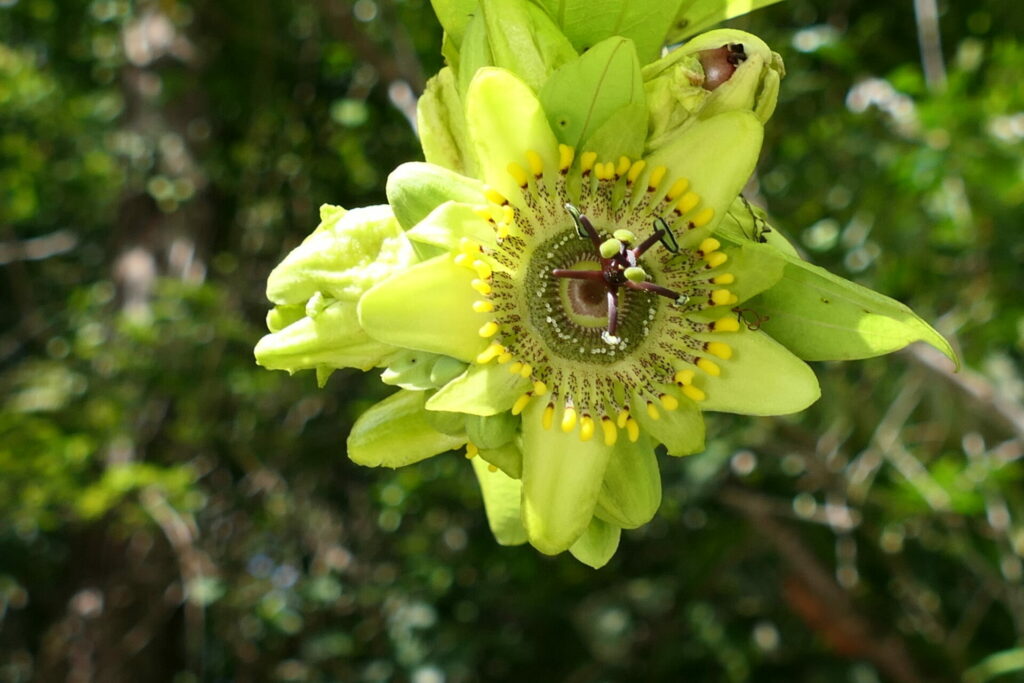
682;384;706;402
561;406;578;432
625;417;640;443
627;159;646;184
711;317;741;332
558;144;575;172
508;162;529;188
471;278;492;295
465;442;479;459
647;165;667;191
476;342;505;363
676;192;700;214
580;151;597;174
646;401;660;420
696;358;721;376
526;150;544;177
660;393;679;411
478;321;500;338
579;415;595;442
511;392;532;416
601;416;618;446
706;341;733;359
691;207;716;228
542;403;555;430
665;178;689;200
472;300;494;313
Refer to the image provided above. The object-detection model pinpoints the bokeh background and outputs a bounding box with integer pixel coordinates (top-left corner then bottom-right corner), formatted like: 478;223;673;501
2;0;1023;681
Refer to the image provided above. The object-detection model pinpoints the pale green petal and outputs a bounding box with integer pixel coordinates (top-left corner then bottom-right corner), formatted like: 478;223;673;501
429;0;478;45
715;240;786;304
715;197;801;257
381;350;463;391
386;162;485;232
472;455;528;546
699;326;821;416
668;0;784;43
479;0;577;92
456;12;494;97
266;205;416;305
534;0;685;64
539;37;644;150
466;68;561;200
347;390;466;468
266;304;305;333
641;111;763;236
477;440;523;479
426;362;531;416
520;399;613;554
749;255;959;366
465;412;519;450
418;67;479;176
595;433;662;528
357;254;490;363
406;201;497;251
569;517;621;569
255;301;393;372
632;397;705;456
579;102;648;163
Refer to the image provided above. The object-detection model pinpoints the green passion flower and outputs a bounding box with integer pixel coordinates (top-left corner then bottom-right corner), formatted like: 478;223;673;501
351;66;820;564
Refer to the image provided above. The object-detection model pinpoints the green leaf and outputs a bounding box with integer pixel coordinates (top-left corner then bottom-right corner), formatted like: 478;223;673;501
254;301;394;373
569;517;621;569
347;390;466;468
357;254;491;363
595;434;661;528
478;0;577;92
539;37;644;150
472;454;529;545
266;205;416;305
964;648;1024;683
748;253;959;366
386;162;485;232
699;326;821;416
426;361;531;416
520;399;613;554
668;0;784;43
534;0;686;64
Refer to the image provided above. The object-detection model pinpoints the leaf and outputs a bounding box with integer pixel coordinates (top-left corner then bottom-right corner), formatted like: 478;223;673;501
539;37;644;150
667;0;784;44
748;253;959;367
347;390;466;468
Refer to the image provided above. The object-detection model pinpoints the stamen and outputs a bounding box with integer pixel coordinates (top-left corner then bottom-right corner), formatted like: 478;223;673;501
674;369;696;385
705;341;733;359
465;442;478;458
511;392;532;415
478;321;500;338
476;342;505;363
665;178;689;201
601;416;618;446
579;415;595;442
472;300;494;313
692;207;715;228
526;150;544;177
616;408;630;428
483;186;508;206
542;403;555;430
660;393;679;411
646;401;660;420
676;192;700;215
561;405;578;432
580;151;597;175
682;385;706;402
711;317;741;332
508;162;529;188
627;160;646;185
625;417;640;442
647;166;667;192
471;279;492;295
558;144;575;173
696;358;721;376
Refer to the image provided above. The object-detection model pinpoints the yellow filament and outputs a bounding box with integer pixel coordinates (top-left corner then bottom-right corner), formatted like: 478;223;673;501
601;417;618;446
511;392;532;416
646;401;660;420
710;289;734;306
471;279;492;295
626;418;640;443
696;358;721;376
475;342;505;364
699;238;721;254
666;177;689;200
580;151;597;173
691;207;715;228
674;369;696;385
712;317;741;332
478;321;500;338
558;144;575;171
483;187;507;206
561;406;578;432
508;162;528;187
647;165;666;190
526;150;544;177
579;415;595;442
682;384;706;402
705;252;729;268
660;393;679;411
542;403;555;430
627;159;646;184
676;192;700;214
616;408;630;428
706;341;733;360
472;300;494;313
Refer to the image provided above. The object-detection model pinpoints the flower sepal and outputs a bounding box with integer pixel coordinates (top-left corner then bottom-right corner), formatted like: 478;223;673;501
568;517;621;569
347;390;467;468
594;432;662;529
472;454;529;545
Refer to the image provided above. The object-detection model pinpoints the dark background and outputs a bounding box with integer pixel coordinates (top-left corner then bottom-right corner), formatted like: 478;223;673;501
2;0;1023;681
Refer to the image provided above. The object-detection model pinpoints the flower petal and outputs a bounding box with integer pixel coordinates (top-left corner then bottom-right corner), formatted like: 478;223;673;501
699;326;821;416
267;205;416;305
478;0;577;92
426;362;531;416
465;412;519;451
641;110;763;236
714;240;785;304
579;102;648;163
539;37;644;150
472;454;529;546
347;390;466;468
477;441;523;479
406;201;498;251
520;399;613;554
533;0;683;64
595;433;662;529
357;254;491;363
418;67;479;176
386;162;485;232
569;517;621;569
255;301;394;373
749;254;958;366
632;397;706;457
466;68;562;200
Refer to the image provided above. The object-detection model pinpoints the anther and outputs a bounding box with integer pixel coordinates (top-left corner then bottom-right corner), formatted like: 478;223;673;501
646;401;660;420
558;144;575;172
542;403;555;430
519;363;533;378
478;321;500;338
616;408;630;429
665;178;689;201
509;361;523;374
676;192;700;215
682;385;706;402
579;415;595;442
561;406;578;432
696;358;721;376
533;380;547;395
472;260;492;280
660;393;680;411
616;156;631;177
698;238;721;254
580;151;597;175
627;159;646;185
705;341;733;359
711;317;741;332
705;252;728;268
712;273;735;285
647;166;667;191
601;416;618;446
674;369;696;385
508;162;529;188
692;207;716;228
472;300;494;313
511;392;532;416
471;279;492;295
497;352;513;364
466;442;478;458
483;186;508;206
626;418;640;442
526;150;544;177
475;342;505;364
710;289;735;306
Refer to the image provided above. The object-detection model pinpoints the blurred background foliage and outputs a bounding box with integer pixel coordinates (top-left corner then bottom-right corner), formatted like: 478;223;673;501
1;0;1023;681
